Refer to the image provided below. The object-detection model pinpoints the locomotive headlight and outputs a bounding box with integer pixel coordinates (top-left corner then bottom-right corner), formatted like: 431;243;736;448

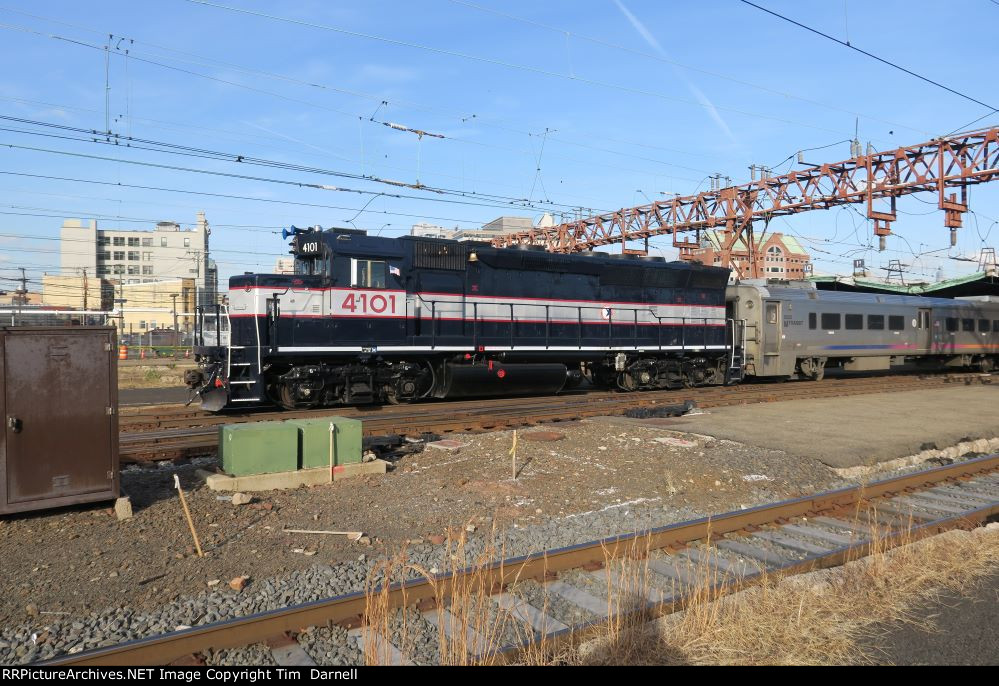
469;252;478;262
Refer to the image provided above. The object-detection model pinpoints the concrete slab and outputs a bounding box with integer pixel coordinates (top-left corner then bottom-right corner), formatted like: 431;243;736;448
269;641;317;666
655;386;999;469
347;627;415;665
196;460;388;492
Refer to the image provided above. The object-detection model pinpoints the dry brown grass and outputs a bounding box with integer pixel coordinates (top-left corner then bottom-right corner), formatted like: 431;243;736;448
578;517;999;665
361;512;999;666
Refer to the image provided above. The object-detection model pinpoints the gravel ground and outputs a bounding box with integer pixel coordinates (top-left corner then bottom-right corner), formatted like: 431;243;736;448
205;643;275;666
297;624;363;665
509;578;599;628
0;414;994;664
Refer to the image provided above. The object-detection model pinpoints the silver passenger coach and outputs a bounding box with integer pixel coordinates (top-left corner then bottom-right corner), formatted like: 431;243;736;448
728;281;999;380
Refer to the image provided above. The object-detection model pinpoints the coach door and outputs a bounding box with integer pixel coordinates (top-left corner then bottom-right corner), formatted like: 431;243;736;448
763;301;781;356
916;308;932;353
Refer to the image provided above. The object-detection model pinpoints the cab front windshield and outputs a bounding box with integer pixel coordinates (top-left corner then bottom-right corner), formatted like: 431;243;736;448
294;255;330;277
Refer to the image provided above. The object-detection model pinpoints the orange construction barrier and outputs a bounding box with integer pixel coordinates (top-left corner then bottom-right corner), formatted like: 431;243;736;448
184;349;191;359
118;345;128;360
140;348;146;360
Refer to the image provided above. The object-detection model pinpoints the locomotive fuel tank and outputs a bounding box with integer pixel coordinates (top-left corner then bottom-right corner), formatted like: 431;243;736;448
437;362;569;399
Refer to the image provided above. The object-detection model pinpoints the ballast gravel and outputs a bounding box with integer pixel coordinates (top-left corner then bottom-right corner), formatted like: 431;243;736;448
0;418;992;665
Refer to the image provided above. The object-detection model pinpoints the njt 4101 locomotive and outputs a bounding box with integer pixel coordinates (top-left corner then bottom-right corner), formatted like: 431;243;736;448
188;227;740;410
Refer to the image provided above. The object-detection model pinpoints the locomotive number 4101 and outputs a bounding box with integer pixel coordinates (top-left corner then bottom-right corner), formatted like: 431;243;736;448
333;289;404;317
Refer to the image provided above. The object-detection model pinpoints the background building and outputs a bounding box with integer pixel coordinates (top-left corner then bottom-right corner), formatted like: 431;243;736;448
42;274;114;311
117;278;197;341
59;212;217;306
410;222;456;239
274;257;296;274
409;214;554;242
686;230;811;280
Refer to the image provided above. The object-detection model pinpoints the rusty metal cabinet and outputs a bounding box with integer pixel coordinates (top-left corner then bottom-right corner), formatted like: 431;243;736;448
0;327;119;514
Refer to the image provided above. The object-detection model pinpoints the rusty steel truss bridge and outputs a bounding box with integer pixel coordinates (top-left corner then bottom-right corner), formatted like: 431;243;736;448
492;126;999;278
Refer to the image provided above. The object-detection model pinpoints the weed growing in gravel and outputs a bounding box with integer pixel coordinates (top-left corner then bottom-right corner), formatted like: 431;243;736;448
363;508;999;665
362;523;543;665
576;510;999;665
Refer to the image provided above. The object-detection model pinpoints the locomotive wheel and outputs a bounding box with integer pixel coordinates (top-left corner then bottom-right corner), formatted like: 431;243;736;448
277;384;320;411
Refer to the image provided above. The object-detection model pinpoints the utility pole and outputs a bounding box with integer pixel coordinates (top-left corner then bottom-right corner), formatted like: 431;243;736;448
14;267;27;323
171;293;179;350
114;280;127;338
82;268;88;312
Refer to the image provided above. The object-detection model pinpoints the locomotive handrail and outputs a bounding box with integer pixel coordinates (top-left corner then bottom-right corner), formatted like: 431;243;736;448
410;295;723;352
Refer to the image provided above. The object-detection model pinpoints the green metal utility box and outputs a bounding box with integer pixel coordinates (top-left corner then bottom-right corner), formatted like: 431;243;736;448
288;417;363;469
219;422;299;476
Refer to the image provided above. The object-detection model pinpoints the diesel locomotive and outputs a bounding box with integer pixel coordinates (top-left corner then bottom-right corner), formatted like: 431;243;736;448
188;227;738;411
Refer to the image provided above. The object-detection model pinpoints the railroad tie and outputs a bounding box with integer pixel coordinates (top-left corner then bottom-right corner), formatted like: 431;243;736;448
929;485;994;504
645;557;703;590
544;580;611;618
865;502;936;523
585;567;675;606
751;530;833;556
940;482;999;500
893;495;970;516
492;593;569;636
714;539;792;568
677;547;761;581
425;607;491;656
808;516;872;538
780;523;856;548
346;626;416;666
267;638;318;667
907;490;985;511
849;508;911;531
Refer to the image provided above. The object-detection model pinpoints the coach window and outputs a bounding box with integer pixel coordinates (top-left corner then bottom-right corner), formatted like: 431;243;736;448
808;312;816;329
994;320;999;332
946;317;959;332
351;258;386;288
962;318;974;332
820;313;840;330
979;319;990;332
845;314;863;330
888;315;905;331
867;314;884;330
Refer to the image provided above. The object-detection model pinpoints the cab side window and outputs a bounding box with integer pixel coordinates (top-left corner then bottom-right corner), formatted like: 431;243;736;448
351;259;386;288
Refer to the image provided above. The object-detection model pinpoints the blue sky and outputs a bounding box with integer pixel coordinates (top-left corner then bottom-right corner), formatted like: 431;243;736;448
1;0;998;291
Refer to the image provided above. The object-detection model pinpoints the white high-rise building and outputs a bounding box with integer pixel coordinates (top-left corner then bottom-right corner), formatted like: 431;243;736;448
59;211;218;306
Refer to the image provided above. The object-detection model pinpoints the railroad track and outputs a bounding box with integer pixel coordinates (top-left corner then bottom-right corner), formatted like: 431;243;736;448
47;454;999;666
118;372;993;462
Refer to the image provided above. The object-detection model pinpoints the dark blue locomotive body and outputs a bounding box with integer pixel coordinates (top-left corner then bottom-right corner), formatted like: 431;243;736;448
191;227;737;410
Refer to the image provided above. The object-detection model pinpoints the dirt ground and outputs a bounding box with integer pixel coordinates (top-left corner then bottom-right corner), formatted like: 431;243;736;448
0;418;849;625
118;363;195;389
